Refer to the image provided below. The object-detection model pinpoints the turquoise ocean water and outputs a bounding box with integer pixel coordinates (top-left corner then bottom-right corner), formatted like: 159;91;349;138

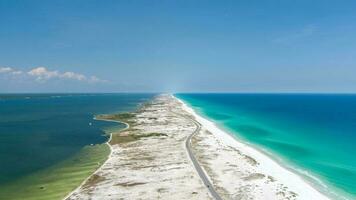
0;93;154;188
177;93;356;200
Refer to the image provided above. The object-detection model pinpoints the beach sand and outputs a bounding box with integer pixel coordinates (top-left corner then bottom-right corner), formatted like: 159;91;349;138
67;94;330;200
67;94;211;199
178;96;330;200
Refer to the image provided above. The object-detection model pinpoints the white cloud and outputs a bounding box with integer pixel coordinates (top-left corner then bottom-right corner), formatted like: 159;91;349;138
1;66;107;83
60;71;86;81
11;70;23;75
27;66;108;83
0;67;13;73
28;67;59;81
89;75;108;83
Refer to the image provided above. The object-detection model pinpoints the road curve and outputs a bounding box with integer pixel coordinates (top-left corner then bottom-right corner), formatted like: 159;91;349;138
171;110;223;200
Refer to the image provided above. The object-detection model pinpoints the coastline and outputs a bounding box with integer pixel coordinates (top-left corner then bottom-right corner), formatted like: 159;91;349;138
66;94;213;199
63;118;129;200
65;94;337;199
0;142;110;200
0;93;154;200
175;95;331;200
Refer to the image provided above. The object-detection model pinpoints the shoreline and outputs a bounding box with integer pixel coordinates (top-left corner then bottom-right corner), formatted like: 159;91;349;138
65;94;341;199
0;139;110;200
63;117;129;200
175;95;332;200
220;124;349;200
66;94;213;199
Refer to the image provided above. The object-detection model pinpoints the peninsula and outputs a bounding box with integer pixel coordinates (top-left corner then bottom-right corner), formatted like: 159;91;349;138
67;94;329;200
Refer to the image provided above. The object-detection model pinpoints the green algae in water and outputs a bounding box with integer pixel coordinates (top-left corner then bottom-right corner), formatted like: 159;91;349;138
0;144;110;200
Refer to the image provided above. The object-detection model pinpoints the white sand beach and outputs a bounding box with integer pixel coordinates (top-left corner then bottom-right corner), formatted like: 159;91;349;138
177;96;330;200
66;94;330;200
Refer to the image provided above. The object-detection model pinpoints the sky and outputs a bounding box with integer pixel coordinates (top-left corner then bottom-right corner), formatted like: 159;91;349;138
1;0;356;93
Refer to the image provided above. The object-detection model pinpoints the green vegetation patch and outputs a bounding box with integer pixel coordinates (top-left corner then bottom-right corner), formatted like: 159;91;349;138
110;132;168;145
96;112;136;126
96;112;136;121
110;134;138;144
82;174;106;189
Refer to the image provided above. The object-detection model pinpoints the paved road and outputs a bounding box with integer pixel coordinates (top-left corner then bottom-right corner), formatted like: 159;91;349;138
171;110;223;200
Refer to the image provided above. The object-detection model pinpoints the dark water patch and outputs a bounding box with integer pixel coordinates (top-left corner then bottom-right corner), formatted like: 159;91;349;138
232;125;271;138
261;140;312;158
205;111;232;120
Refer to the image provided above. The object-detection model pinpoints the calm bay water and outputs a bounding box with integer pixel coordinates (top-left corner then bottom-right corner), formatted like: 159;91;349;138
177;93;356;199
0;93;154;194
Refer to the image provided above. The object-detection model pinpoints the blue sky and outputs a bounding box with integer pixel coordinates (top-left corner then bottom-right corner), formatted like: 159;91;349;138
1;0;356;93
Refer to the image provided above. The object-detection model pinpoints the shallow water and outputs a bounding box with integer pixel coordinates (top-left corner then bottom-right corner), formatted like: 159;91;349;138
177;93;356;199
0;93;154;199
